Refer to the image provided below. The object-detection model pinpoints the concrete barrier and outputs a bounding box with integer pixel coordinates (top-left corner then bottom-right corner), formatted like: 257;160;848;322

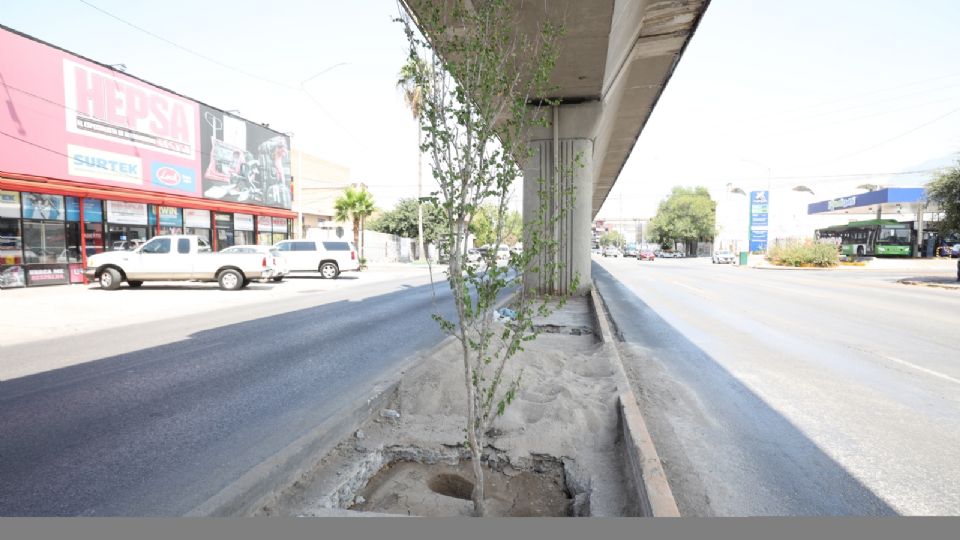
589;284;680;517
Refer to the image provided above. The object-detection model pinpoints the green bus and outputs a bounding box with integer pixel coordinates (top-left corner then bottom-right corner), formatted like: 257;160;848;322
815;219;914;257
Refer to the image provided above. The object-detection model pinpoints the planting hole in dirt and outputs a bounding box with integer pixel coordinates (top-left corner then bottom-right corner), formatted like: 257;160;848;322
428;473;474;500
350;459;575;516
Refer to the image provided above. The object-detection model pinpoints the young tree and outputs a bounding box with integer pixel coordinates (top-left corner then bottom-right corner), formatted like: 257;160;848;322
398;0;569;516
333;186;375;260
927;162;960;235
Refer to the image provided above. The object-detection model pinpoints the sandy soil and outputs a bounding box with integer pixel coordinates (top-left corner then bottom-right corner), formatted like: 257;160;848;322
261;309;635;516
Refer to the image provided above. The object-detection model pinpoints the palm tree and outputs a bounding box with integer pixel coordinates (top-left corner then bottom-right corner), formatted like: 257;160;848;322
397;58;428;262
334;186;375;262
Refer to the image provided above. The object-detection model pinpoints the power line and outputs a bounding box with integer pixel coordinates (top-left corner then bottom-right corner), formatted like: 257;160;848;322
810;107;960;167
77;0;296;90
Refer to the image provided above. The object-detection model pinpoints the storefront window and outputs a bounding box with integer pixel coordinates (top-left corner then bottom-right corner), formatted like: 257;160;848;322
84;222;105;256
0;218;22;264
185;227;211;243
214;213;234;250
258;232;273;246
65;222;82;262
22;193;65;220
23;221;66;264
150;205;184;236
106;225;148;251
235;230;254;245
234;214;254;246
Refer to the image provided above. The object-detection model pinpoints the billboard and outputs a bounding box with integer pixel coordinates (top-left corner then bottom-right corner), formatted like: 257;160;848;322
0;26;291;210
199;106;291;208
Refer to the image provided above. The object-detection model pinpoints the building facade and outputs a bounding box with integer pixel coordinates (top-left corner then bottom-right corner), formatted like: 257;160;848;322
0;26;295;288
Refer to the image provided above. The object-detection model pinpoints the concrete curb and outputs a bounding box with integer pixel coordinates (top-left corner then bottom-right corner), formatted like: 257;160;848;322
898;279;960;290
588;284;680;517
186;376;401;517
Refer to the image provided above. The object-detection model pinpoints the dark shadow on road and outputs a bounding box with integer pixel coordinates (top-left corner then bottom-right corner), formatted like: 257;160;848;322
592;262;897;516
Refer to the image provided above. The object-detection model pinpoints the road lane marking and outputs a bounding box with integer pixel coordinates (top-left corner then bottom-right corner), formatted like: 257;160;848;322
669;280;721;301
883;355;960;386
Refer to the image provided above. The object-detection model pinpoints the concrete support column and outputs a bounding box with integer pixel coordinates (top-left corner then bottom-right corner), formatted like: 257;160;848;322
522;107;595;296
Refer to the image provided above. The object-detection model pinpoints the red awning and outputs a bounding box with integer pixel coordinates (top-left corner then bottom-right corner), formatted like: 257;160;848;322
0;172;296;218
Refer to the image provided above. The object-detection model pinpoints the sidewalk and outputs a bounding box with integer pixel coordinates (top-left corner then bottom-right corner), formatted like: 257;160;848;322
898;275;960;289
0;263;438;347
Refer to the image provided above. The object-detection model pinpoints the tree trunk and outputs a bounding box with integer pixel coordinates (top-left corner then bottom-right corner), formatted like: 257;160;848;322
465;345;486;517
353;217;360;257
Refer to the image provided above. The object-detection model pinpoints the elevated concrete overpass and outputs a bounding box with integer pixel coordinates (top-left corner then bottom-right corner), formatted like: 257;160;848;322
403;0;710;292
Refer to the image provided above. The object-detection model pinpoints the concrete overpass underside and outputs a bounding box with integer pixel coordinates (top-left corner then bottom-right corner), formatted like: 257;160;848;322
403;0;711;292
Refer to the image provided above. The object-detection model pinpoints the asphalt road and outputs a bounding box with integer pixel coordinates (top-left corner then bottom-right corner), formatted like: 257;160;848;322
0;274;454;516
594;256;960;516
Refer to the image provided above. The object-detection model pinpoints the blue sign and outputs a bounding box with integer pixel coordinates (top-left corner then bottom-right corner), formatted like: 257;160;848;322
66;197;104;222
749;190;769;252
150;162;197;194
749;229;768;252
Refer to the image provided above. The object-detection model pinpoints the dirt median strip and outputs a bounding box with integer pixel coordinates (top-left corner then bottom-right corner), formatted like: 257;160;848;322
589;284;680;517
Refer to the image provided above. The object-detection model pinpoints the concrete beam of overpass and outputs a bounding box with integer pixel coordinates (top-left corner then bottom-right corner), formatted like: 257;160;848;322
402;0;711;218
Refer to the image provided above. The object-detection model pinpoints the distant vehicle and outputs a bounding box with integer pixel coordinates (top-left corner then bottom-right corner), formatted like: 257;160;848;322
221;245;288;281
466;248;482;262
85;235;273;290
591;246;602;255
638;250;655;261
273;239;360;279
603;246;621;258
712;250;735;264
511;243;523;255
658;250;683;258
951;243;960;258
623;245;639;258
815;219;913;257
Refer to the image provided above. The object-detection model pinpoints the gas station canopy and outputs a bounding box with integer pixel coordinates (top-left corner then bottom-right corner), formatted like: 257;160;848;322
807;188;930;216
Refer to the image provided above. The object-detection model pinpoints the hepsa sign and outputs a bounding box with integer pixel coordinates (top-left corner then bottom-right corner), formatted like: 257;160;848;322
63;59;196;159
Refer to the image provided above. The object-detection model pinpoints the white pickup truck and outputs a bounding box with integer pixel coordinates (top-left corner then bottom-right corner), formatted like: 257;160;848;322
84;235;273;290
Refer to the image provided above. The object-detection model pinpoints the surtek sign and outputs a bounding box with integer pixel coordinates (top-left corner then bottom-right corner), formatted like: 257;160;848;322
63;60;196;159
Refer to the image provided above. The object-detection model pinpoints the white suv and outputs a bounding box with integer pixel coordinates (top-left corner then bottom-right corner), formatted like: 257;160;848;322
273;240;359;279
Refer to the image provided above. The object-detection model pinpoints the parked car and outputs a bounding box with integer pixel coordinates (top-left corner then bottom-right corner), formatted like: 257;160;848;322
712;250;735;264
603;246;621;258
623;246;639;258
638;250;655;261
221;245;289;281
511;243;523;256
273;239;360;279
466;247;482;263
84;235;273;290
659;250;684;258
591;246;603;256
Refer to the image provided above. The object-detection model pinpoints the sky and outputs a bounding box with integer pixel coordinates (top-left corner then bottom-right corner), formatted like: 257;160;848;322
2;0;960;218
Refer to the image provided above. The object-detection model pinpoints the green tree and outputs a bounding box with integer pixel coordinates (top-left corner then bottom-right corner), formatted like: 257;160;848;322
599;230;624;248
399;0;567;516
927;162;960;236
397;58;429;262
333;186;375;260
649;186;716;252
368;197;445;245
470;204;522;247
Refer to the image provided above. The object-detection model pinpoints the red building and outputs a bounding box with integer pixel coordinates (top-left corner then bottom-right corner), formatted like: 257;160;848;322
1;25;295;287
